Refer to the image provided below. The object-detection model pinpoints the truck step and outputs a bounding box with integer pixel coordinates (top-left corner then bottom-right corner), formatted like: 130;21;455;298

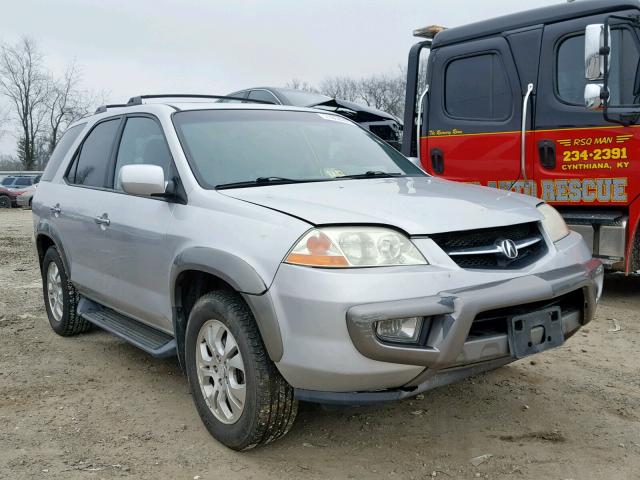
77;298;176;358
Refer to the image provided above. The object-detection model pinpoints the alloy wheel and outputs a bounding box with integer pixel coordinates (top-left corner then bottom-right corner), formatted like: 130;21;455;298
196;319;247;424
46;262;64;322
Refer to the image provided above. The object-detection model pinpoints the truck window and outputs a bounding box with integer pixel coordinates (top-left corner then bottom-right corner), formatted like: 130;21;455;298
444;53;512;120
557;29;640;105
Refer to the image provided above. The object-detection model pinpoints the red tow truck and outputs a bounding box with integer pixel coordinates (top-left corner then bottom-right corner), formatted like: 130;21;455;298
402;0;640;272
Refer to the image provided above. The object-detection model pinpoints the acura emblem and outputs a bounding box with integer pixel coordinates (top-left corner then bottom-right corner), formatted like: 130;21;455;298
498;239;519;259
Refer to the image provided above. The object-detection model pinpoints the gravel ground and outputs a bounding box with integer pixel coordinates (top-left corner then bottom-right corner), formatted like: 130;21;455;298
1;208;639;479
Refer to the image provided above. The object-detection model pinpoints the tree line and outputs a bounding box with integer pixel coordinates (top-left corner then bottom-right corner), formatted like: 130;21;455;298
0;37;99;171
0;37;427;171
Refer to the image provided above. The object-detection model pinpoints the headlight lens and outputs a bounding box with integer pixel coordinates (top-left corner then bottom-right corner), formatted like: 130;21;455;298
537;203;570;243
285;227;428;267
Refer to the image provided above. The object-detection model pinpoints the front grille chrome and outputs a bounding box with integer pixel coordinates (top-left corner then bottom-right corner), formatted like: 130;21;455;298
430;222;547;270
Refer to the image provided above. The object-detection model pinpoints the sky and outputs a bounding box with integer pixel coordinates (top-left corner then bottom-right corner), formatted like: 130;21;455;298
0;0;561;155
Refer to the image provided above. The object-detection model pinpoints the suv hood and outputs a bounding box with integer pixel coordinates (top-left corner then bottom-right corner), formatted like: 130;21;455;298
220;177;543;235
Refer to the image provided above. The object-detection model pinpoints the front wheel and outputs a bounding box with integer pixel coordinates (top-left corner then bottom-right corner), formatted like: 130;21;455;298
185;291;298;450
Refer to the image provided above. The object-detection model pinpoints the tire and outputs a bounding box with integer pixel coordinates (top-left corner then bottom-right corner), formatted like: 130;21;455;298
185;290;298;450
42;247;91;336
0;195;10;208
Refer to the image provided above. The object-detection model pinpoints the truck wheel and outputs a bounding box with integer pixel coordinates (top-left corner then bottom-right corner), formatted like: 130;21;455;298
185;290;298;450
42;247;91;336
0;195;10;208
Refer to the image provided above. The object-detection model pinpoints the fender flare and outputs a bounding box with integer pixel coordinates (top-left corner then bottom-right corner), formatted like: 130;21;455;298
35;220;71;275
170;247;284;362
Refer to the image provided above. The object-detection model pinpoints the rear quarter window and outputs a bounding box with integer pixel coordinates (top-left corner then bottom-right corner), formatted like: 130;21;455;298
41;124;86;182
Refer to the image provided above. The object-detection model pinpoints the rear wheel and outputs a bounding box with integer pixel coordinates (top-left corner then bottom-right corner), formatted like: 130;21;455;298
42;247;91;336
185;291;297;450
0;195;11;208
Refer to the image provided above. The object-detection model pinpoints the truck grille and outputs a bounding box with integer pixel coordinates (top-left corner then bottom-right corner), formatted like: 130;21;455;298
430;222;547;270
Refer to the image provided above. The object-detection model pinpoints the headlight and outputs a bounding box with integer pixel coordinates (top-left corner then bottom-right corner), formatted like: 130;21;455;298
285;227;428;268
537;203;570;243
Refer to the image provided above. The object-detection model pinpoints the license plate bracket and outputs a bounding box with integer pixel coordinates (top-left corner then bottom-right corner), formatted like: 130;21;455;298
508;306;564;359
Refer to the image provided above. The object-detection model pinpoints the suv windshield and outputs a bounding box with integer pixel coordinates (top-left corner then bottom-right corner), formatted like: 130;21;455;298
173;110;424;189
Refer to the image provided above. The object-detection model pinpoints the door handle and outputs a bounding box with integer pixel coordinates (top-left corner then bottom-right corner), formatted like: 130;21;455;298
94;214;110;227
50;204;61;216
430;148;445;174
537;140;556;170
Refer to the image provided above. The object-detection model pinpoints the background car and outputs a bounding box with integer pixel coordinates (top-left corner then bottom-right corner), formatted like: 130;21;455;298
0;185;25;208
1;175;40;190
16;184;36;208
0;175;40;208
226;87;403;150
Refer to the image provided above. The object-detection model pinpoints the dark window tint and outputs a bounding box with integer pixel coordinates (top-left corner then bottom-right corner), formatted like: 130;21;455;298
558;29;640;105
114;117;172;190
68;119;119;187
222;90;248;103
1;177;14;186
41;124;86;182
14;177;32;186
445;53;512;120
248;90;279;104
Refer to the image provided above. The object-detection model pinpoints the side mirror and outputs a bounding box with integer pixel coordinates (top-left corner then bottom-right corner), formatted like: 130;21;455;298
585;24;609;81
119;164;166;196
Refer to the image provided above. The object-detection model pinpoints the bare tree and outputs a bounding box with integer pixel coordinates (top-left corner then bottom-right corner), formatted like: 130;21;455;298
0;37;50;170
46;61;94;154
319;76;361;103
284;78;318;92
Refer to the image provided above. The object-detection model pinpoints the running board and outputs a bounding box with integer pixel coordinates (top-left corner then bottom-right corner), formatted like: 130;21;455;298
77;298;177;358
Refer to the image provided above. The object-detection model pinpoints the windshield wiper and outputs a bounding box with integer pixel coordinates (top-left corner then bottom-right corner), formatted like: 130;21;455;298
216;177;319;190
339;171;405;179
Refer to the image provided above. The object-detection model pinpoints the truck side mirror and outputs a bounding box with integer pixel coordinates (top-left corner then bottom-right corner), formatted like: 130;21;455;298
585;24;609;81
584;83;605;110
584;24;611;110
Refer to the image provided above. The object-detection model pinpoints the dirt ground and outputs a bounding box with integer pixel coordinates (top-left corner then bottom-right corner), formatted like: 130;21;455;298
0;208;638;480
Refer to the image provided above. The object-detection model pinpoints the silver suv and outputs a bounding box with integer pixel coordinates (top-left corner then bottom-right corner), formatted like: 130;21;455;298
33;95;604;450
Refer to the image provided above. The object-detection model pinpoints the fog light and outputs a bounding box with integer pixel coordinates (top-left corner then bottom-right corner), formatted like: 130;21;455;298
375;317;422;343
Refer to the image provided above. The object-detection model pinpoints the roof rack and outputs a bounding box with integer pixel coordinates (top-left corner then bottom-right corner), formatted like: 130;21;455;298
94;104;129;114
126;94;276;105
93;94;276;115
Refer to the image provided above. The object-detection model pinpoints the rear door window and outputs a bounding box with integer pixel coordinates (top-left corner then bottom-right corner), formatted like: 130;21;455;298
41;124;86;182
67;119;120;188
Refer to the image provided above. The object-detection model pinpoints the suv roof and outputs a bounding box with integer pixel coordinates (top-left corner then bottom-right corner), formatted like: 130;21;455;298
432;0;640;48
72;95;340;130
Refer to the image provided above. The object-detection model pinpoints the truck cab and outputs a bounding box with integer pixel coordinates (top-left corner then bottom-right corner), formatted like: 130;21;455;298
402;0;640;272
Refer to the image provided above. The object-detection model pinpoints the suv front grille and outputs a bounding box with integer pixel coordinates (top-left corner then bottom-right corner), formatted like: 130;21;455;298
430;222;547;270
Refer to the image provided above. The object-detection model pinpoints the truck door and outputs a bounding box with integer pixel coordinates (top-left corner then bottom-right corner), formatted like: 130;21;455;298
424;37;527;186
535;12;640;263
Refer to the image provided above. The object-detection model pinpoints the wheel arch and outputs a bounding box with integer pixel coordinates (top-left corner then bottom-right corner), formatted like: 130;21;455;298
170;248;283;369
35;224;70;275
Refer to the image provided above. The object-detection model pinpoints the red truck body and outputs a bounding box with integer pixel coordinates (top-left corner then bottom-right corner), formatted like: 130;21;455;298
402;0;640;272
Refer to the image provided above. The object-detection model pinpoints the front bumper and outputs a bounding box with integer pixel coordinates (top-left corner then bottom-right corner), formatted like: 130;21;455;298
345;258;602;369
263;231;603;400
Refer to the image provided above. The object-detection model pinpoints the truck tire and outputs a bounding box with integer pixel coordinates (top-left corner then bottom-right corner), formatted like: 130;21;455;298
42;247;91;336
185;290;297;450
0;195;10;208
